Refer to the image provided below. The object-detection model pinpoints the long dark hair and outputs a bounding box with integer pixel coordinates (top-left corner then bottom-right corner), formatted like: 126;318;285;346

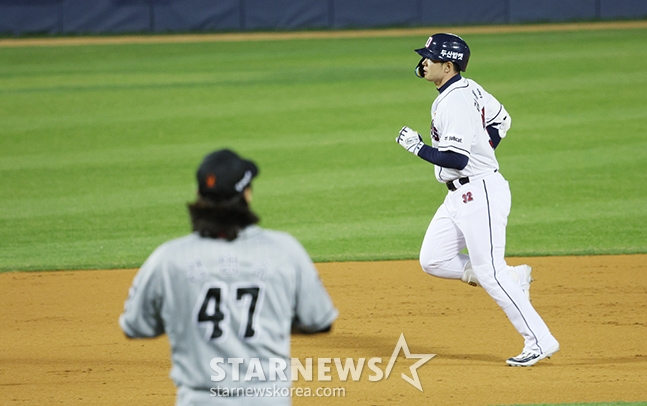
187;193;259;241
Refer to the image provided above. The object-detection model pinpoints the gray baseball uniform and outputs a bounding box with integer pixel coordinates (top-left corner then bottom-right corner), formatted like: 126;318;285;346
120;225;338;405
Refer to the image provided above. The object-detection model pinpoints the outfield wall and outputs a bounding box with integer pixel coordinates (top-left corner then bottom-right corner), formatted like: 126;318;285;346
1;0;646;36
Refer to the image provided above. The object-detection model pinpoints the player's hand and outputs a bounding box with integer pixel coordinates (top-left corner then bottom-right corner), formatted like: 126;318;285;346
492;111;512;138
396;126;424;156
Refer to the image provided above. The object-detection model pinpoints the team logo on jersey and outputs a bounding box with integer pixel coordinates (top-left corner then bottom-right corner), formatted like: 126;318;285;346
431;125;440;142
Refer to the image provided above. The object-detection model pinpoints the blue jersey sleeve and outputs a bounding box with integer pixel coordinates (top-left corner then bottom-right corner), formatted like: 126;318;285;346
487;125;502;149
418;145;469;169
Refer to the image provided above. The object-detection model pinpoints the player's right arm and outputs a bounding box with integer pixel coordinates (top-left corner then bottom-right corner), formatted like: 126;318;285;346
119;248;166;338
417;145;468;169
396;126;468;169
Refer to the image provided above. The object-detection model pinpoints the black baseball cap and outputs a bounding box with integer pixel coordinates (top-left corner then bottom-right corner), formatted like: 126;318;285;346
197;149;259;201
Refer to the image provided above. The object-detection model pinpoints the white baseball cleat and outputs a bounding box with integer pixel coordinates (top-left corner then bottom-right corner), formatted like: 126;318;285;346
506;343;560;367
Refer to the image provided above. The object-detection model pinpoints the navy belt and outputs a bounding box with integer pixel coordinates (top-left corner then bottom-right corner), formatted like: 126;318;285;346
446;169;498;191
446;177;469;191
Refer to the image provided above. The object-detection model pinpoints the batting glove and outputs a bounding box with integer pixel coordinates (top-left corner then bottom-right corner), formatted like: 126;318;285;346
497;113;512;138
396;126;424;156
492;107;512;138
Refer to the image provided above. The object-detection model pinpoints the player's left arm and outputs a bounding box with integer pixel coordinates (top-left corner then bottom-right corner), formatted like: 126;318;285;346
483;92;512;149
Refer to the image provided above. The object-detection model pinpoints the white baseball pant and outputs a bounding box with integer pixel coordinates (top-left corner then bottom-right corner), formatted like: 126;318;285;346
419;171;558;353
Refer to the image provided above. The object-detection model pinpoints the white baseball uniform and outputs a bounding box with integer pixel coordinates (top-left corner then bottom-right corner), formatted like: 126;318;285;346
120;225;338;405
417;75;558;355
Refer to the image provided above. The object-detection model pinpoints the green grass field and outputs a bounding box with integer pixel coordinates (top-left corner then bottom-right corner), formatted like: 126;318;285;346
1;25;646;272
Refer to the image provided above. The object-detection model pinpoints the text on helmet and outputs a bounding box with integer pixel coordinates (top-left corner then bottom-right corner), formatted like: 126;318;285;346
440;50;464;60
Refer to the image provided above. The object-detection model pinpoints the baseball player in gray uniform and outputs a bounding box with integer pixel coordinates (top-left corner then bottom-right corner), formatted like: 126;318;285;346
396;34;559;366
119;149;338;405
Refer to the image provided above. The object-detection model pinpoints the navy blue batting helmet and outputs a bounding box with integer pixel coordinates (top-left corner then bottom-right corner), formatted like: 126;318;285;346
414;33;470;76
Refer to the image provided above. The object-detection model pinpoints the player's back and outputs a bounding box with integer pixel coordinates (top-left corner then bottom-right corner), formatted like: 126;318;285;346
120;225;338;393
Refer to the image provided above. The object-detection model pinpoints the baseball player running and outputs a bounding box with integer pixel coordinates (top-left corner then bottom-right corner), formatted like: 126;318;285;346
120;149;338;405
395;34;559;366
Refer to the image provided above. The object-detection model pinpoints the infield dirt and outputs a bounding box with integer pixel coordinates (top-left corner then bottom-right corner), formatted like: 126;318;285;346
1;255;646;405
